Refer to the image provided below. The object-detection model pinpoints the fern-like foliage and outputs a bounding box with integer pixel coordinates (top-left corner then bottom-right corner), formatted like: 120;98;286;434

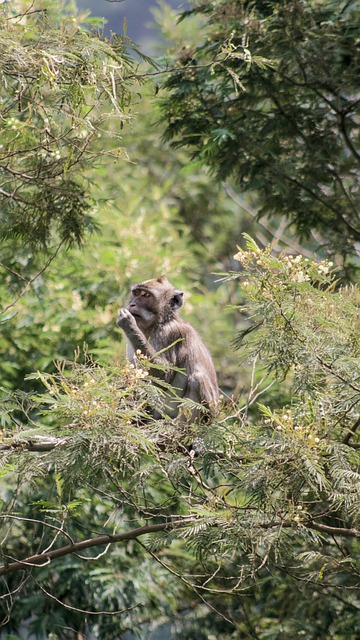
0;0;153;252
1;239;359;636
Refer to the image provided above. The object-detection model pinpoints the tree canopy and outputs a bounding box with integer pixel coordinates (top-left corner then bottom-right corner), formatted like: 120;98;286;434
0;1;359;639
1;238;360;638
0;0;151;252
162;0;360;263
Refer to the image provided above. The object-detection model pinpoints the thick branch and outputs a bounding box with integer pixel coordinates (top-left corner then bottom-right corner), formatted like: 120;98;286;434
0;436;66;452
343;415;360;445
1;510;358;580
304;521;360;538
0;519;195;577
261;519;359;538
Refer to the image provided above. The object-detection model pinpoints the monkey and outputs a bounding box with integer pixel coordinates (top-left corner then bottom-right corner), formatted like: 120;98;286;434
116;276;218;421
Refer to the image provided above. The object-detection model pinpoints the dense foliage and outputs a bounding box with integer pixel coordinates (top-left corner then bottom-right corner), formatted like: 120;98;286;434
0;0;151;253
162;0;360;263
1;239;359;638
1;1;360;639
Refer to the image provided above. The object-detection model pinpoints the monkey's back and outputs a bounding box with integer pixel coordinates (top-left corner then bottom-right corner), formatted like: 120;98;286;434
151;316;219;413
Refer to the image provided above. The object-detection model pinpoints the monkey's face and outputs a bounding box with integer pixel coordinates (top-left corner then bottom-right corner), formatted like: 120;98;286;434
127;277;184;331
127;287;158;330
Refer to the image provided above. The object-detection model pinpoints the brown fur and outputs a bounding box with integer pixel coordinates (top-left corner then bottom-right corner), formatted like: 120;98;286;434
117;277;218;420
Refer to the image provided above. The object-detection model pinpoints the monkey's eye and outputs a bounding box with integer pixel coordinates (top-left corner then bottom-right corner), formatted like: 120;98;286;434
141;291;150;298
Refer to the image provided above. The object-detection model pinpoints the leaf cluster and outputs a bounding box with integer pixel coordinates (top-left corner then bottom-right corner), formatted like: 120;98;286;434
1;238;360;634
232;235;360;441
0;0;149;251
161;0;360;260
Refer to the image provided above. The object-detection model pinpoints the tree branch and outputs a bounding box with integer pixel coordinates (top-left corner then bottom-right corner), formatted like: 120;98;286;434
0;240;65;317
0;436;66;452
342;415;360;445
304;521;360;538
0;518;195;577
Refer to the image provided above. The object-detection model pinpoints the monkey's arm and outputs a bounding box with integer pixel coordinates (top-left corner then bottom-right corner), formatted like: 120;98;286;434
186;371;219;418
116;309;170;379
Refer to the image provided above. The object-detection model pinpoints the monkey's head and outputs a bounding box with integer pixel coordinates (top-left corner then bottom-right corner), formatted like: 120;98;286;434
127;276;184;330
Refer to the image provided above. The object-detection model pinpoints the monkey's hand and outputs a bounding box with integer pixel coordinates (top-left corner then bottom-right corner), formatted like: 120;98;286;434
116;308;155;360
116;308;138;332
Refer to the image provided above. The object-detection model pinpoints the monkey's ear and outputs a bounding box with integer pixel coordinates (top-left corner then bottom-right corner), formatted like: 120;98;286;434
171;290;184;309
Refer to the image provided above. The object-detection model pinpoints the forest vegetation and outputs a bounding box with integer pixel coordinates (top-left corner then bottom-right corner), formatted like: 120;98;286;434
0;1;359;638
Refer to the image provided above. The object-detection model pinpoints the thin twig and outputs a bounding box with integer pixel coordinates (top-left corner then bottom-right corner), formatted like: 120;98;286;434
0;240;64;317
31;575;140;616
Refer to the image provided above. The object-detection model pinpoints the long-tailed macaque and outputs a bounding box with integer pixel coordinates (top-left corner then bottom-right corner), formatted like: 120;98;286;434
116;276;218;420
